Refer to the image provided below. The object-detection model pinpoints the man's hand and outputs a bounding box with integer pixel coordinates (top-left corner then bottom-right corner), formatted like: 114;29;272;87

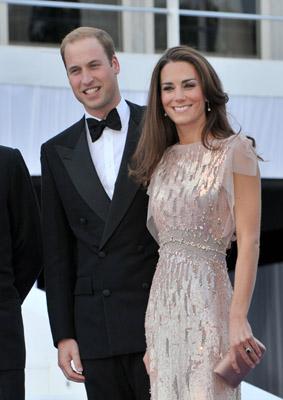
143;351;150;375
58;338;85;383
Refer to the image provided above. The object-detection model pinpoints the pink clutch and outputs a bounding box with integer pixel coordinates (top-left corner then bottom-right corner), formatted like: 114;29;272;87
214;338;266;388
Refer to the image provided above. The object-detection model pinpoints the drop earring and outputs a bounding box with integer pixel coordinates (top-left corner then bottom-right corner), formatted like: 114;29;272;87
164;112;167;117
206;100;211;112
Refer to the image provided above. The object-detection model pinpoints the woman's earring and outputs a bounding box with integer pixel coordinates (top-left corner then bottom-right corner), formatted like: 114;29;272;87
164;112;167;117
206;100;211;112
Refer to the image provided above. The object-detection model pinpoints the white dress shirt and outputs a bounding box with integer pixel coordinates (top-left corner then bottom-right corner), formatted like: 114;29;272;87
85;98;130;199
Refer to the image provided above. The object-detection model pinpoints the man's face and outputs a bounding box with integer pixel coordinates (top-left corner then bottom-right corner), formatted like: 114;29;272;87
64;37;121;118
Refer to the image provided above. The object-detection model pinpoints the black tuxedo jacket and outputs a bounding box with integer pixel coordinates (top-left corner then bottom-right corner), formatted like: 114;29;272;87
0;146;42;370
41;101;158;359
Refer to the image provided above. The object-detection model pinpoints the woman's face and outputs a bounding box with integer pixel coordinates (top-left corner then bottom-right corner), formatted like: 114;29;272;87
160;61;206;137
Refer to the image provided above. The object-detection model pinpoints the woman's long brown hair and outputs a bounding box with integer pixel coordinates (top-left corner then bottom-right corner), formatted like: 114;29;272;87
130;46;236;186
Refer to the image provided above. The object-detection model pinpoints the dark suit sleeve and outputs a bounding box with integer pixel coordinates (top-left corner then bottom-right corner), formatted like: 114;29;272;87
8;149;42;302
41;145;76;346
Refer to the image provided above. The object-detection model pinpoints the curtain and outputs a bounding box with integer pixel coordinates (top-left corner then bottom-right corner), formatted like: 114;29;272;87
0;83;282;178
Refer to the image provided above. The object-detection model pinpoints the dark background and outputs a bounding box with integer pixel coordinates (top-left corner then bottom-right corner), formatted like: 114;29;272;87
31;177;283;290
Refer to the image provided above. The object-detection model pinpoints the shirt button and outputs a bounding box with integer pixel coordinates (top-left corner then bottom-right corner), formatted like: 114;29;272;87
79;217;87;225
102;289;111;297
98;251;106;258
142;282;149;290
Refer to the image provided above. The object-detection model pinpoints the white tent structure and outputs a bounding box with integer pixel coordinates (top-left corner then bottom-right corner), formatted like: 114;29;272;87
0;46;283;179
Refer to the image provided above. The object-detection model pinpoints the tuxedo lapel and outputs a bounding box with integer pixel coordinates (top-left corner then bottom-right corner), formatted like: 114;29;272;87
55;124;110;222
100;104;141;249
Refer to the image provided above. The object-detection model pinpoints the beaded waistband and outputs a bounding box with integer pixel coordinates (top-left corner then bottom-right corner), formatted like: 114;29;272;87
159;229;227;256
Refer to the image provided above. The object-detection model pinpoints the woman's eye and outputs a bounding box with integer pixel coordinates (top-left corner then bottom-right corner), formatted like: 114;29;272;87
162;86;173;91
184;83;196;88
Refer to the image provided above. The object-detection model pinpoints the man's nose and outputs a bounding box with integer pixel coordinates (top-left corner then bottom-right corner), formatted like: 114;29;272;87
81;70;93;85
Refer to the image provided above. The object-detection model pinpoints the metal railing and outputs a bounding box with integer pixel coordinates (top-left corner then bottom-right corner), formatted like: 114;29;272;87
2;0;283;21
1;0;283;53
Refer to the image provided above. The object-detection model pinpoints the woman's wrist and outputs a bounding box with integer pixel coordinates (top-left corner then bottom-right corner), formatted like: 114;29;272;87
229;310;248;322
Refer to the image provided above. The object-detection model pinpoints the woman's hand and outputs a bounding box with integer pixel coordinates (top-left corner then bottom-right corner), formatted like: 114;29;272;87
229;316;262;373
143;351;150;375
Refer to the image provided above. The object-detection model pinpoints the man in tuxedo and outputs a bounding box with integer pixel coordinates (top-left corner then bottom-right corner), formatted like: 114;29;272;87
0;146;42;399
41;27;158;399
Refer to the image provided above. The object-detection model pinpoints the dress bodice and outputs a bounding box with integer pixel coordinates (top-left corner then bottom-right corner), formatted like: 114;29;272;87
147;134;258;253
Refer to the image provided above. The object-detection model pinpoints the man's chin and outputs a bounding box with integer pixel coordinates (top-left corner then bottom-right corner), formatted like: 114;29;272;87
84;103;110;118
77;94;103;110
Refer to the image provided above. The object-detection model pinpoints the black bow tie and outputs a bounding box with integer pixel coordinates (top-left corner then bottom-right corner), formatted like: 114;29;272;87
86;108;122;142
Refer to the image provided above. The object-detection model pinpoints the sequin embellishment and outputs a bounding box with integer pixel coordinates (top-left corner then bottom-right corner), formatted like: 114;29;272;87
145;135;258;400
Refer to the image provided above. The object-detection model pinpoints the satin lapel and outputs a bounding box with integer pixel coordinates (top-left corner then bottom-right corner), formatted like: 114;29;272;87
55;127;110;222
100;112;140;249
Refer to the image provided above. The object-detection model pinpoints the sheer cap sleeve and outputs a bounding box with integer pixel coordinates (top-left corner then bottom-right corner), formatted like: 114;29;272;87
222;134;259;239
232;134;258;176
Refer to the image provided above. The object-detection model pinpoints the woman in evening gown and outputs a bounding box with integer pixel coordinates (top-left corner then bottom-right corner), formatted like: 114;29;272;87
130;46;262;399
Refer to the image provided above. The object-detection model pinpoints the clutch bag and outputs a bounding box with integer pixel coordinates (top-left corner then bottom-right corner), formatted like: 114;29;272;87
214;338;266;388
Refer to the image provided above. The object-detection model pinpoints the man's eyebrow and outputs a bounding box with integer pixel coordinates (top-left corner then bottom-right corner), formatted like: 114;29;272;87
68;59;102;71
68;64;80;72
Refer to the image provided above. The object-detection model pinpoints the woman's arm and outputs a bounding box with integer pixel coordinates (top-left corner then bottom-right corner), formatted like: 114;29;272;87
229;169;262;372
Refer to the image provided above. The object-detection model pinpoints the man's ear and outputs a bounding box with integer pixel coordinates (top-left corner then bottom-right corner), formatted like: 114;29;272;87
111;55;120;75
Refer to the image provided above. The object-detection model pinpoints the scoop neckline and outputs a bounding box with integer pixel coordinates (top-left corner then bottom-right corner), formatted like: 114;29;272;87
175;140;202;146
173;141;203;149
174;135;238;148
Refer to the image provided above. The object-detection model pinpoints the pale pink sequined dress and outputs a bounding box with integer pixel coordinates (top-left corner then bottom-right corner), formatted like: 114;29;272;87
145;134;258;400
